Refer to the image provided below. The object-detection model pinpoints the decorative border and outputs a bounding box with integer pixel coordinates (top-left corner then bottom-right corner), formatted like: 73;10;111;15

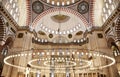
89;0;95;26
26;0;31;26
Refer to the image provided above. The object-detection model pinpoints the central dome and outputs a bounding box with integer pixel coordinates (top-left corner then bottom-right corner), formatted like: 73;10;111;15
40;0;80;6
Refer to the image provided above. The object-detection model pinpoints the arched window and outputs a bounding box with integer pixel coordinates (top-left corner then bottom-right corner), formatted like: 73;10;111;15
1;46;8;56
10;9;13;15
111;42;120;56
102;0;116;23
10;0;13;4
13;3;16;8
5;0;20;23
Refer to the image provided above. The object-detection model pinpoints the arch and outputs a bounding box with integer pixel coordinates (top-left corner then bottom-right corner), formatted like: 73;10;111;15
4;36;14;49
32;8;89;27
4;37;13;45
0;37;13;75
107;37;120;56
107;36;119;49
0;14;5;25
107;37;115;48
0;14;5;46
116;15;120;41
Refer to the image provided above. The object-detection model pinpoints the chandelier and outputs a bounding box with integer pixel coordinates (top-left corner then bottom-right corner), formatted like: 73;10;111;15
4;49;115;73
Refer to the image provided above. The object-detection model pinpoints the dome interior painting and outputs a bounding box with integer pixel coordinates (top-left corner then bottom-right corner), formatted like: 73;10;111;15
0;0;120;77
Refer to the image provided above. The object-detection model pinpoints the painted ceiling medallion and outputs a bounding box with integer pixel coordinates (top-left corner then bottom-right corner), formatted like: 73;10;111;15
51;14;70;23
40;0;79;6
78;1;89;14
32;1;44;14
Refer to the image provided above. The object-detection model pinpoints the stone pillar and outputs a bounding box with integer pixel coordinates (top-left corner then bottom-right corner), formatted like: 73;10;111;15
3;31;33;77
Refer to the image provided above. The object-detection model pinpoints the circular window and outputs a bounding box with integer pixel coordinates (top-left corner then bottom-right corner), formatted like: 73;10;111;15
49;34;53;38
68;34;72;38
